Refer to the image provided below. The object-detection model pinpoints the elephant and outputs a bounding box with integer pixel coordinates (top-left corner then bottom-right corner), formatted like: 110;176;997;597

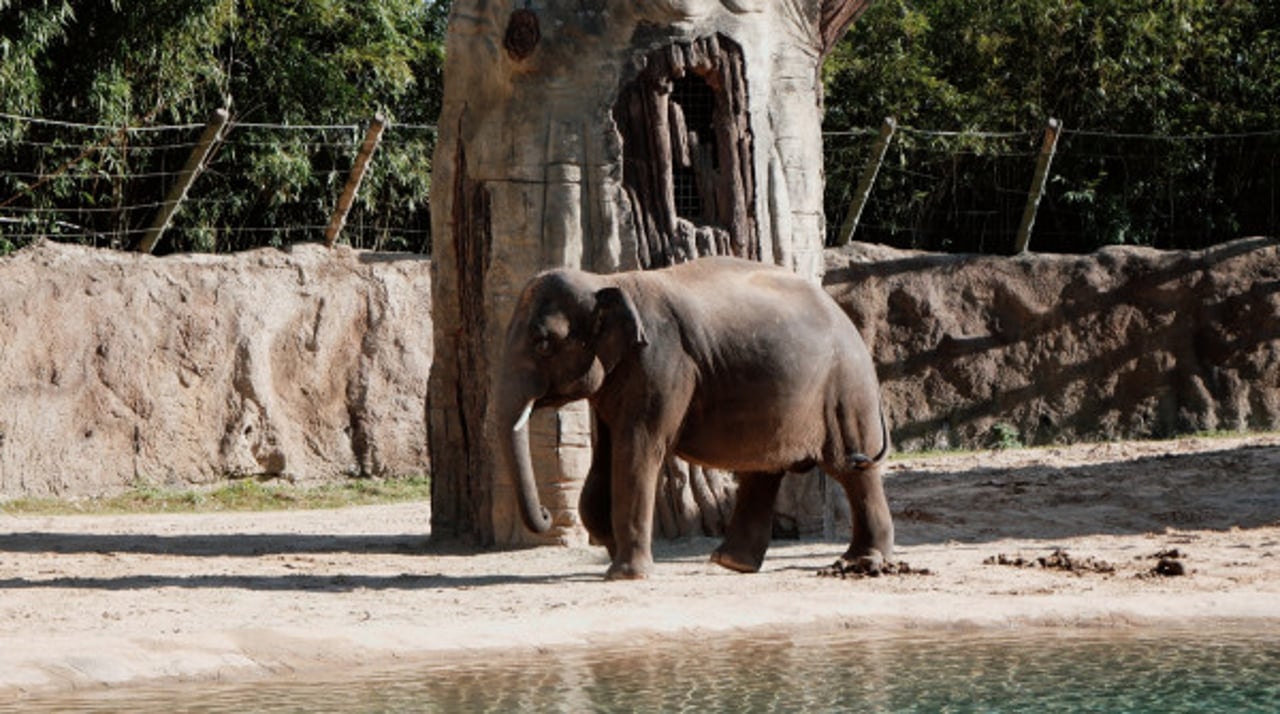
495;256;893;580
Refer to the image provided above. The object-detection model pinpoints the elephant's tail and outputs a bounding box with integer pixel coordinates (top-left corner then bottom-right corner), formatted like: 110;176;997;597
853;402;890;469
870;403;890;463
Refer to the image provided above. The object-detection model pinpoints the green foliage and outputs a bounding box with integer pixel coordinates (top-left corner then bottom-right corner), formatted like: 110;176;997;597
0;0;447;254
6;1;1275;256
0;1;75;116
988;422;1024;450
824;0;1280;253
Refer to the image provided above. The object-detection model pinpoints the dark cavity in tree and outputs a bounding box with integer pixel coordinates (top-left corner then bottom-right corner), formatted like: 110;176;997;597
613;34;757;269
503;9;540;61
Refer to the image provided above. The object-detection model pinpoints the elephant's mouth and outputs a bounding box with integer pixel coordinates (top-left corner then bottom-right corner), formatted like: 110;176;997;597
510;396;581;430
529;363;605;413
533;394;580;411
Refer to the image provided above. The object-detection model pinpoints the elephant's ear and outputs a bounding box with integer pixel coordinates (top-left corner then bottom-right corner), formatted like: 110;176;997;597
592;286;648;370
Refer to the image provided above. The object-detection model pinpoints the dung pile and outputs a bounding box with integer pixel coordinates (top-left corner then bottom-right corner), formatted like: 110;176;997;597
984;549;1117;574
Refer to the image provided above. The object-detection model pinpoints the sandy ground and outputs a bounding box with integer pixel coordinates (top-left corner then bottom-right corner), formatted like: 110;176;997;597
2;435;1278;701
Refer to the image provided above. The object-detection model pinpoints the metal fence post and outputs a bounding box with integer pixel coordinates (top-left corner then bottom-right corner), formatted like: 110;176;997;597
835;117;896;247
138;108;228;254
1014;117;1062;254
325;113;387;248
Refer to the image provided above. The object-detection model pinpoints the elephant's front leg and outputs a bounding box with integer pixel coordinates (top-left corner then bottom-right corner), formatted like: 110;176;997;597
833;463;895;571
605;428;666;580
711;471;784;573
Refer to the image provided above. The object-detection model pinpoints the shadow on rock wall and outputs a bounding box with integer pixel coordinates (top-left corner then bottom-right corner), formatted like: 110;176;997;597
826;237;1280;451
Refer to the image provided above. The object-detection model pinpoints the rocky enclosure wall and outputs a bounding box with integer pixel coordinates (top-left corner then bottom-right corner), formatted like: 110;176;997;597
0;241;432;498
1;237;1276;499
828;237;1280;451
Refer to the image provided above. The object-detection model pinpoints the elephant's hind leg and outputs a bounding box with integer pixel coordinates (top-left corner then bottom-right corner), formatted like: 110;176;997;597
831;462;894;571
580;418;616;558
711;471;784;573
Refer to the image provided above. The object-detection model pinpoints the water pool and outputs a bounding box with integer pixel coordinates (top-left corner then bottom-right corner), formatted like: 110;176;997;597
12;625;1280;712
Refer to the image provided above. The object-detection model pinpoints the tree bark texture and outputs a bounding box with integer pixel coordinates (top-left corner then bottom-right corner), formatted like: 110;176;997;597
427;134;494;541
429;0;872;545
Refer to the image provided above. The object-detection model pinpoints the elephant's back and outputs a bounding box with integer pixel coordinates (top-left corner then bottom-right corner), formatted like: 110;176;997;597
644;257;832;314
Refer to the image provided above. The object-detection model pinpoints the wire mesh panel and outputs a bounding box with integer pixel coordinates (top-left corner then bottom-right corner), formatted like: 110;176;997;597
670;74;718;223
826;127;1039;253
0;114;204;250
823;123;1280;254
0;113;436;255
1040;130;1280;252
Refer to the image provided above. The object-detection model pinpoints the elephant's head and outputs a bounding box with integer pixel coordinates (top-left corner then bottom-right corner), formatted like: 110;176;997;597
495;269;648;533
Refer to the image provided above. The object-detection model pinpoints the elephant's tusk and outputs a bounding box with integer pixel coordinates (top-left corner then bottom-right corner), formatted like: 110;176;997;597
513;401;534;432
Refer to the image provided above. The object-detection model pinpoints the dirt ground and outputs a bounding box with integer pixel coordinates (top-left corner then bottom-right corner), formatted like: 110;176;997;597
2;434;1278;701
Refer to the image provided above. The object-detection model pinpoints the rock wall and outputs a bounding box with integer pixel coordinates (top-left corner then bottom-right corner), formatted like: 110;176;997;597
0;241;431;499
2;237;1277;504
827;237;1280;451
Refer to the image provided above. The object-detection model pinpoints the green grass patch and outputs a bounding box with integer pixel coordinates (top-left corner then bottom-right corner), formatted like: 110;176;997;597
0;475;431;516
890;428;1280;461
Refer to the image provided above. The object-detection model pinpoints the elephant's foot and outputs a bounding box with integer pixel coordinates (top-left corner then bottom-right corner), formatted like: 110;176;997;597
604;555;653;580
709;547;763;574
604;565;650;583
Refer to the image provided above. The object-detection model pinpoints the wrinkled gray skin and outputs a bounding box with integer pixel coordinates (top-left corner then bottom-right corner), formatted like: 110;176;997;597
496;257;892;580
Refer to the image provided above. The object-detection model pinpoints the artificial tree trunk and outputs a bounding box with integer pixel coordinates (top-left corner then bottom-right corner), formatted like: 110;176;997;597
429;0;872;545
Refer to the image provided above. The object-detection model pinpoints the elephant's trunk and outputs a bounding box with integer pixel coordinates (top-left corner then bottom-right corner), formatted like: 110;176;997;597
496;372;553;534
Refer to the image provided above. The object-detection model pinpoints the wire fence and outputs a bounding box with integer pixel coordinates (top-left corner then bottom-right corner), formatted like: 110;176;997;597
824;123;1280;254
0;112;435;255
2;112;1276;257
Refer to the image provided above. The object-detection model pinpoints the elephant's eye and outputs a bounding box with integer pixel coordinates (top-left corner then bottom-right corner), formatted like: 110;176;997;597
533;337;555;357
